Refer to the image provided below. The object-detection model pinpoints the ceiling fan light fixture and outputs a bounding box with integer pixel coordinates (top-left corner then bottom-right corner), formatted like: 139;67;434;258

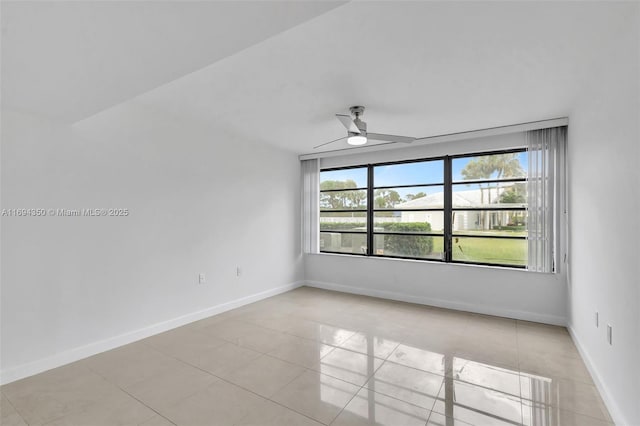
347;135;367;146
313;105;415;150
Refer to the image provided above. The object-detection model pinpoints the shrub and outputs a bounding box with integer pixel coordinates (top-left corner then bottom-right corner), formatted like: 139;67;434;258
319;221;434;257
319;222;366;231
496;225;526;232
379;222;433;257
381;222;432;233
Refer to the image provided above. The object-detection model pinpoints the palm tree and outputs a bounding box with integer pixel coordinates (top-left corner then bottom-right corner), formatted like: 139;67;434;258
491;154;525;227
461;158;495;229
461;154;524;229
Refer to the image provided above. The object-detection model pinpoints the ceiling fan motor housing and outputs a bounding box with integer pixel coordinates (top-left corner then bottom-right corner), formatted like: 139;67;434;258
349;106;367;134
352;120;367;136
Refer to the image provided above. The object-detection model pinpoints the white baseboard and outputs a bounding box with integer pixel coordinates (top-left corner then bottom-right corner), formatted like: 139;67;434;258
305;280;567;326
0;281;304;385
568;326;628;426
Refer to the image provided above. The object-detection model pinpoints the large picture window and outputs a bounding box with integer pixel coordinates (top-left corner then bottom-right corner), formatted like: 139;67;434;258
320;149;530;268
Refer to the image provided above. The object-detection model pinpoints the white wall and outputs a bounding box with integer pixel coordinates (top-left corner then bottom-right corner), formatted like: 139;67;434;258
305;254;566;324
566;4;640;425
0;104;303;383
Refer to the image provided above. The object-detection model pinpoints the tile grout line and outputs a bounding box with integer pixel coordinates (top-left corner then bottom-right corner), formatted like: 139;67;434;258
325;341;400;426
197;315;365;358
424;379;446;426
118;388;178;426
141;342;324;426
4;362;171;426
325;341;407;425
217;372;325;426
1;391;31;426
325;380;366;425
515;321;613;424
515;319;524;426
80;362;178;426
83;340;262;424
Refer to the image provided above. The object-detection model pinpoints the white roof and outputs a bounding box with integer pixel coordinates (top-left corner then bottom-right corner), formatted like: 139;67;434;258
396;186;523;209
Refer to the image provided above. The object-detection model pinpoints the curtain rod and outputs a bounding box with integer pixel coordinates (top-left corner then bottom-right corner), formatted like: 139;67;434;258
299;117;568;161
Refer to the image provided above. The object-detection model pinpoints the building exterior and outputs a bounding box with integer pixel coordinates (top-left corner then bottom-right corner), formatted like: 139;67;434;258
394;185;525;231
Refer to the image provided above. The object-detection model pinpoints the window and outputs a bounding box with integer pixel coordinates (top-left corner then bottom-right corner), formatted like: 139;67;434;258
319;167;368;254
451;151;528;267
372;159;445;260
319;149;530;268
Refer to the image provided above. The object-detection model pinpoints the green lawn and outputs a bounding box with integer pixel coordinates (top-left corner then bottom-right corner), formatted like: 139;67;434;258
433;231;527;266
321;228;527;266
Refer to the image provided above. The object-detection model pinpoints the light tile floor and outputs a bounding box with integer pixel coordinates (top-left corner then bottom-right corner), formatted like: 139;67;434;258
1;287;613;426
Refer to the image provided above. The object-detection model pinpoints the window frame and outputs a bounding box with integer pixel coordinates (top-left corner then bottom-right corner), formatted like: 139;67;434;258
319;148;529;269
318;165;368;255
449;148;528;268
370;157;446;261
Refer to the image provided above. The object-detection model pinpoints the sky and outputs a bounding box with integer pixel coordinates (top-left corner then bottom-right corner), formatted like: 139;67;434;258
321;152;528;189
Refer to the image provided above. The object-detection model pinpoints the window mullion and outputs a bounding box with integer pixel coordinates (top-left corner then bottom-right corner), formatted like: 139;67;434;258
444;156;453;262
366;165;374;256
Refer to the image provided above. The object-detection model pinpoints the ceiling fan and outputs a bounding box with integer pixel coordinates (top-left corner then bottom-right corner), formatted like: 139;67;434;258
314;105;416;149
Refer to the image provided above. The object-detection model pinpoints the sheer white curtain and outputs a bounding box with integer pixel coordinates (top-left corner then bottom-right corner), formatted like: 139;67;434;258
301;159;320;254
527;126;567;272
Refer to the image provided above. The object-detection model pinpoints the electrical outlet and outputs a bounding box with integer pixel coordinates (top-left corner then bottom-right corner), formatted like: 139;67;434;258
198;273;206;284
606;324;612;345
236;267;241;277
595;311;599;327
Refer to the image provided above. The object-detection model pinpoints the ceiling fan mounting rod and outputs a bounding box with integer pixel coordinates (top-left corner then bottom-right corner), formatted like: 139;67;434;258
349;105;365;118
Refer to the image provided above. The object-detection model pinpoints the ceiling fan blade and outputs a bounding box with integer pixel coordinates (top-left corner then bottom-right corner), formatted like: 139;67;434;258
313;136;347;149
335;114;360;133
367;133;416;144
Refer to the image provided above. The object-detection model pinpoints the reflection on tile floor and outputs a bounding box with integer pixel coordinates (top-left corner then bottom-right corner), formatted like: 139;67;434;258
0;287;613;425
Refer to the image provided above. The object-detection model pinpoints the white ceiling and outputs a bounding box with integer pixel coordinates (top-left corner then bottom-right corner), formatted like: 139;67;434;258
2;1;618;154
0;1;345;121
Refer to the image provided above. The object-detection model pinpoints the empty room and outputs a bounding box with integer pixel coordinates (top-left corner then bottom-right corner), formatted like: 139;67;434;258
1;1;638;425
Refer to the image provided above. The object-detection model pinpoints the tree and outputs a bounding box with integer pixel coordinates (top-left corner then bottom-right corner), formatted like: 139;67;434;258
461;158;494;229
491;154;525;181
461;153;524;183
499;182;527;226
491;155;525;227
499;183;526;204
405;192;427;201
461;154;525;228
374;189;401;209
320;180;366;210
